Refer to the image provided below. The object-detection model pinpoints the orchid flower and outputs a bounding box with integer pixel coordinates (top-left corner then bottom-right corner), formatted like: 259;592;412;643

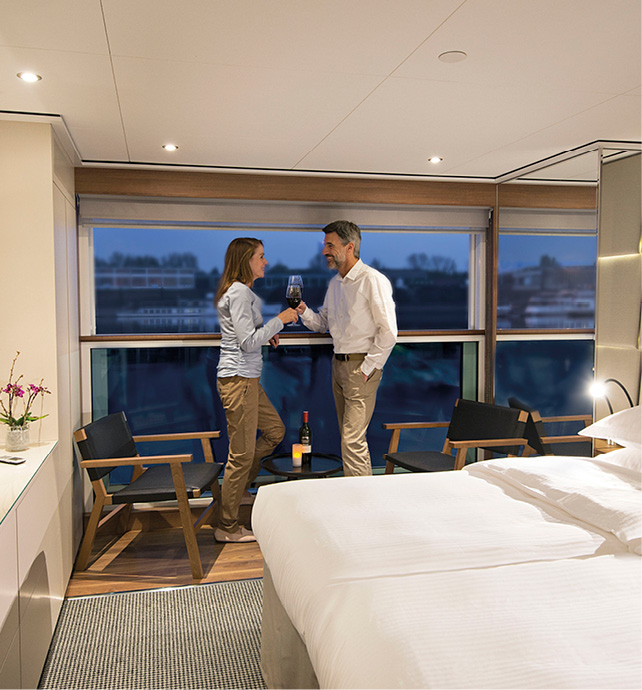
0;352;51;428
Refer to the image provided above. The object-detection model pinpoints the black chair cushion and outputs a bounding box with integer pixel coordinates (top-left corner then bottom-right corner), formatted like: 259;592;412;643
508;397;546;455
384;450;458;473
448;399;525;456
547;440;592;457
112;462;223;504
507;396;534;412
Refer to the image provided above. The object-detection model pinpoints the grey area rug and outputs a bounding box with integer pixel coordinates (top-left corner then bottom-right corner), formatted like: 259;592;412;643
39;578;266;690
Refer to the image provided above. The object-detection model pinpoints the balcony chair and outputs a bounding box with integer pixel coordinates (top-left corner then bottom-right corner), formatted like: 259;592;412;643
74;411;222;580
507;396;592;456
383;398;531;473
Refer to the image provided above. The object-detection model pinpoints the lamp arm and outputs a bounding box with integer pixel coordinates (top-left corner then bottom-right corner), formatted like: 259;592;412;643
604;378;635;408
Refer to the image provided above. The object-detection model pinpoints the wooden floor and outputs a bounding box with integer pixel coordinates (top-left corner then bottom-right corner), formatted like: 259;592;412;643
65;504;263;598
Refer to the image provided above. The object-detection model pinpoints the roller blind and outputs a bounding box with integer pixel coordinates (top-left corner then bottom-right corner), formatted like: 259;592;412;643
499;208;597;234
78;195;490;232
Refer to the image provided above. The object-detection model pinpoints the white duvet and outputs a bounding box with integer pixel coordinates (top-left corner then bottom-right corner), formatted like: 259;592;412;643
253;456;642;689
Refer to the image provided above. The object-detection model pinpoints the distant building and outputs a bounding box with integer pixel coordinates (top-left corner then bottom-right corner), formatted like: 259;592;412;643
500;264;595;292
498;263;596;328
96;266;196;290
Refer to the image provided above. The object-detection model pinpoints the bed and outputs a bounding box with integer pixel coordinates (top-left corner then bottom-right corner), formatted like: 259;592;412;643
252;407;641;689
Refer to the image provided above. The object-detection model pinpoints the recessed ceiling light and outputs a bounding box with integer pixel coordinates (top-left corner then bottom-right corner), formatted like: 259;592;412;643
438;51;467;63
17;71;42;82
162;144;179;151
429;156;443;164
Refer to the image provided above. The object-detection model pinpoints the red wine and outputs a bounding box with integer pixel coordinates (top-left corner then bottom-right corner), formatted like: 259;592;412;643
298;411;312;465
287;297;301;308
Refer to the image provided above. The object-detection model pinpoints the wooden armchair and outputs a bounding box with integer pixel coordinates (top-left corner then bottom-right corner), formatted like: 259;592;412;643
383;398;530;473
74;411;222;580
507;397;592;456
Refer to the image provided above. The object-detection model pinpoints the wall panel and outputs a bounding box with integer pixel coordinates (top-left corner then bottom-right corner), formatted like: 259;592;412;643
595;153;642;414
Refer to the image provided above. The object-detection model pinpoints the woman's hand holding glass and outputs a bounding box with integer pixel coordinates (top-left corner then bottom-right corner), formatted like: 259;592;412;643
277;308;299;325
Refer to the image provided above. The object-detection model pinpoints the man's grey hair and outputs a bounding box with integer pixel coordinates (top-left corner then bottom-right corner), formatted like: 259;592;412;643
323;220;361;259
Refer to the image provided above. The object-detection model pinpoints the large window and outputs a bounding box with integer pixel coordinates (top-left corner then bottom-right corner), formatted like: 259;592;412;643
80;198;488;483
78;197;598;485
92;227;472;334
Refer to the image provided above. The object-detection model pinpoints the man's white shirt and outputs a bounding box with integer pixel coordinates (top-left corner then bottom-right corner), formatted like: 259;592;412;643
300;259;397;377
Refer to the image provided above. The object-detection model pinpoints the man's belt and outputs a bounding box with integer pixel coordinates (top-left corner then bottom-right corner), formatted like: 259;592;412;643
334;353;367;361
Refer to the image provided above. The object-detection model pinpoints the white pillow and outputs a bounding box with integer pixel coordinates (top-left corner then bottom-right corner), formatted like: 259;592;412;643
579;405;641;448
598;446;642;473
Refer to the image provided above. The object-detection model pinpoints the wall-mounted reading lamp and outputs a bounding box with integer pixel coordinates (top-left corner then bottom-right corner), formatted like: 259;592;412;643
589;378;635;415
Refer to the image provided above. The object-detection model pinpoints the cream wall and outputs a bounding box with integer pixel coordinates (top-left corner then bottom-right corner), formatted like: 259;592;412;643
0;122;59;439
0;118;82;564
0;120;81;454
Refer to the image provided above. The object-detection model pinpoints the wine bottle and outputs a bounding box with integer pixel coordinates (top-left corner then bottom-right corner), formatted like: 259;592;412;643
298;411;312;466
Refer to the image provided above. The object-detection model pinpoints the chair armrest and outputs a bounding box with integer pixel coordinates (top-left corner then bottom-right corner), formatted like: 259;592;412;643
80;453;193;468
540;434;591;444
133;431;220;442
382;422;449;430
541;414;592;425
449;438;529;449
133;431;220;463
383;421;449;455
449;438;530;471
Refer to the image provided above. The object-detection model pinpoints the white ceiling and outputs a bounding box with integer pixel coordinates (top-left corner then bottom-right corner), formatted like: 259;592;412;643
1;0;640;182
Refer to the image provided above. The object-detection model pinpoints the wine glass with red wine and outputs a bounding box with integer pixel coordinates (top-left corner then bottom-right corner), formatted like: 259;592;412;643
285;275;303;325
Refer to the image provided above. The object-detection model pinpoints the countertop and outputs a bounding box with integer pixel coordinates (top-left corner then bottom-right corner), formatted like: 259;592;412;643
0;441;57;525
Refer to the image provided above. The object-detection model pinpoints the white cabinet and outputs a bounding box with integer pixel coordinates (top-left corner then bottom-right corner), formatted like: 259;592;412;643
0;443;73;689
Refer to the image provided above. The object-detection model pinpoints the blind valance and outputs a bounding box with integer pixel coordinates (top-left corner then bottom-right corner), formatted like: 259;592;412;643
499;208;597;234
78;195;490;232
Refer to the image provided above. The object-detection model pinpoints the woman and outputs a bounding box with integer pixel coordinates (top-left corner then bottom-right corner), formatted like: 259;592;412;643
214;238;298;543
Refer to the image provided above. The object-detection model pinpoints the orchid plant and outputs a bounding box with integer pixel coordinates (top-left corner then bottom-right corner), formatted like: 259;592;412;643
1;352;51;428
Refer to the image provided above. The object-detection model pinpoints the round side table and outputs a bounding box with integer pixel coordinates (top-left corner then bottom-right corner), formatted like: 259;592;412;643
261;452;342;479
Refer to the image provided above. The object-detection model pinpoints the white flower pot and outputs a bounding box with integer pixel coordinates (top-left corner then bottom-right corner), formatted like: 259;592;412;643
6;425;30;452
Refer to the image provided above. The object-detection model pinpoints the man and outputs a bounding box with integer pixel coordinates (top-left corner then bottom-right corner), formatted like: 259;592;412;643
297;220;397;476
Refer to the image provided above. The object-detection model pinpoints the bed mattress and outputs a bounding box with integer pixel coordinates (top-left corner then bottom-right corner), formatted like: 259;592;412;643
253;455;641;689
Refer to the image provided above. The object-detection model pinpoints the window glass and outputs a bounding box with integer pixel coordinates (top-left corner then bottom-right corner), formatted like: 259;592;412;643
91;341;474;484
495;339;594;454
498;235;597;329
93;228;471;334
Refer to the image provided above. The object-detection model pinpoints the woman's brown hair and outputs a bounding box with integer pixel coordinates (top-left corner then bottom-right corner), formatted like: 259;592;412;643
215;237;262;304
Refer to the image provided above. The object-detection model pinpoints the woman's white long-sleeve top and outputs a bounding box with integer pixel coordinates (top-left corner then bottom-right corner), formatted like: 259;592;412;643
216;282;283;378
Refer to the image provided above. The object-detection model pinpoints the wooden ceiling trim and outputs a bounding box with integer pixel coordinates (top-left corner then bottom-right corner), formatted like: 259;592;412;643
75;167;497;207
76;168;597;210
498;183;597;210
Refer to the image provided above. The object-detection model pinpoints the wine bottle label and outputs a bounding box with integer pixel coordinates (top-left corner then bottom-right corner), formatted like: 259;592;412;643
301;444;311;454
